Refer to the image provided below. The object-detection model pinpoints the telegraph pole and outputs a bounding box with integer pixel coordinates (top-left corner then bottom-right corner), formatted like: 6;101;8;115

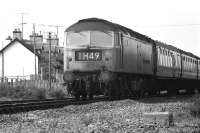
49;32;52;89
19;13;27;39
33;24;37;79
1;42;4;82
38;24;63;46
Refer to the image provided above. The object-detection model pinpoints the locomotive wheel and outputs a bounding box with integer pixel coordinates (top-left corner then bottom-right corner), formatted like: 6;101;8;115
107;81;115;100
122;79;132;98
101;83;108;97
112;79;121;99
187;88;194;95
85;81;94;100
135;78;149;98
103;80;120;100
81;90;87;100
73;80;83;100
107;82;113;100
75;92;81;100
86;86;94;100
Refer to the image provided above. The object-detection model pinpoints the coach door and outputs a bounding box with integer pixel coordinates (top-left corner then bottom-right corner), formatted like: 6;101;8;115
171;53;176;77
137;43;142;73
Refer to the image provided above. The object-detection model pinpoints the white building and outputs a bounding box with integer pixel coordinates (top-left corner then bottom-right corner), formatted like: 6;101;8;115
0;38;39;80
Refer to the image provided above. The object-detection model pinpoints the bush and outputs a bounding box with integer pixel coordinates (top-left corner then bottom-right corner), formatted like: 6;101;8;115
0;86;26;99
48;89;66;99
190;101;200;117
11;86;26;98
0;83;68;100
27;87;47;100
0;86;47;100
0;86;9;97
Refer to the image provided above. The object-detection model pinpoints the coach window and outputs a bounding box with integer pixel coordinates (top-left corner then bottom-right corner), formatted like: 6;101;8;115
185;57;188;70
165;50;168;66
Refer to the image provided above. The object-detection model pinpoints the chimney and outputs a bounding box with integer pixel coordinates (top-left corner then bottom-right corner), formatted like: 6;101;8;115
13;29;22;40
46;37;59;46
30;33;43;49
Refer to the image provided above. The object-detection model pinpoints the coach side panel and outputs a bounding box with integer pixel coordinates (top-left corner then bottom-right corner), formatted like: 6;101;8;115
156;46;181;78
198;60;200;79
181;54;198;79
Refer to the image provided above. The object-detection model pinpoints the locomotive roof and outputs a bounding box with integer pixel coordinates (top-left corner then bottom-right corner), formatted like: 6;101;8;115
66;18;199;59
66;18;154;43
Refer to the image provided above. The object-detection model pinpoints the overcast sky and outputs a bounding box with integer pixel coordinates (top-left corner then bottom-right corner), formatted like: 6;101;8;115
1;0;200;56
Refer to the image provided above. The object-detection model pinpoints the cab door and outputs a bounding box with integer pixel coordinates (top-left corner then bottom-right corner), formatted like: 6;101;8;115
115;33;123;70
137;43;142;73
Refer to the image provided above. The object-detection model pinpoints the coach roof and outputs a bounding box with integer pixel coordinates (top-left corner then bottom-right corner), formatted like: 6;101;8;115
66;18;153;43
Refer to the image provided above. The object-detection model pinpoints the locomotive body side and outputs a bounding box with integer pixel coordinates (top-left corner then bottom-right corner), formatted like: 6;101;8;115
114;34;154;75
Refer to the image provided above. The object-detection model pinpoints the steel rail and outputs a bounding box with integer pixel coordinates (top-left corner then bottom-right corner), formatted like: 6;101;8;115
0;97;105;115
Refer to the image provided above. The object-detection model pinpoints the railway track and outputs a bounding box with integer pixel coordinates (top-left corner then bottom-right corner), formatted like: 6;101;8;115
0;97;105;115
0;90;196;115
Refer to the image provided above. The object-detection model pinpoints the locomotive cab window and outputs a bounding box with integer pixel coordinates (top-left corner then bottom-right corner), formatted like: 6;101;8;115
90;31;113;46
67;31;89;46
67;31;113;47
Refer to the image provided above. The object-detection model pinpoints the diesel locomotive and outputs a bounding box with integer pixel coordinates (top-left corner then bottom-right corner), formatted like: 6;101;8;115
63;18;200;100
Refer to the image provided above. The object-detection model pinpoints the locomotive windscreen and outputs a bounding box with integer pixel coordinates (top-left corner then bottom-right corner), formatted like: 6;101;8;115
67;31;113;46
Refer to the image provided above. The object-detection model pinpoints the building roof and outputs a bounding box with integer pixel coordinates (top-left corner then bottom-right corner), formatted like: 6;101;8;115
0;38;38;56
66;18;154;43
